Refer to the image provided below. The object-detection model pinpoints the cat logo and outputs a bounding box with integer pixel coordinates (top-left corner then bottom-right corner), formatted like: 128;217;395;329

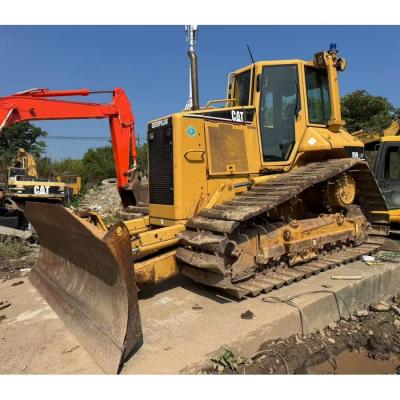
34;185;50;195
231;110;244;123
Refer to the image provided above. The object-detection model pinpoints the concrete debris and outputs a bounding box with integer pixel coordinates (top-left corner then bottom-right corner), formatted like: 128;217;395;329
327;338;336;344
78;180;122;218
0;226;32;240
101;178;117;185
394;319;400;330
368;329;374;336
370;302;390;312
328;322;338;330
362;255;375;263
295;335;304;344
354;309;369;318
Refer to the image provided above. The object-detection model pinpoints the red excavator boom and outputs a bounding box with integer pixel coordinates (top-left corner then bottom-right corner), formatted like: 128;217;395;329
0;87;138;205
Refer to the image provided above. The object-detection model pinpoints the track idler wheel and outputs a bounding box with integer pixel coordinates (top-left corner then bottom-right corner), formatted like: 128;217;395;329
327;173;356;208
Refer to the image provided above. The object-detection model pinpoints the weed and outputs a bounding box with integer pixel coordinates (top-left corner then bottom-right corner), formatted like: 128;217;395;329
0;238;28;259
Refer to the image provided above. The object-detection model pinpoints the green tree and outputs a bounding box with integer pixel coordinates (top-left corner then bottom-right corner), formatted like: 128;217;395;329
0;122;47;170
80;142;148;186
36;156;84;178
82;146;116;184
341;90;400;133
137;142;148;175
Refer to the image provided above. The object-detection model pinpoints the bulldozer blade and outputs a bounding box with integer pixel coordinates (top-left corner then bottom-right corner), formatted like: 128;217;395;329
25;202;142;374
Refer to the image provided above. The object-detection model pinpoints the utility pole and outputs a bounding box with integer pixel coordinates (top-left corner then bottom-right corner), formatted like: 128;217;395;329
184;25;198;110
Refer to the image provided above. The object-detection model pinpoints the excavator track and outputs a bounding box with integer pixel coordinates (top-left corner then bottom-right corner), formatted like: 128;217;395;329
177;158;389;298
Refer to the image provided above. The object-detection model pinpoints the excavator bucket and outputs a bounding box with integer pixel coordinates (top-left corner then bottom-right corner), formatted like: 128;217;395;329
25;202;143;374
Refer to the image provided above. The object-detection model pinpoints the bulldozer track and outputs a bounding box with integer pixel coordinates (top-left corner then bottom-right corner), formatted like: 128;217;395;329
178;158;389;298
182;240;382;298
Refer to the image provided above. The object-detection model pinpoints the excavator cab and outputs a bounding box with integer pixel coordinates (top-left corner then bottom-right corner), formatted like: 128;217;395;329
371;137;400;225
352;120;400;225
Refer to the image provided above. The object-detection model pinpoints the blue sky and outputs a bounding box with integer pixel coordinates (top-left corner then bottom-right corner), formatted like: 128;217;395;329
0;25;399;159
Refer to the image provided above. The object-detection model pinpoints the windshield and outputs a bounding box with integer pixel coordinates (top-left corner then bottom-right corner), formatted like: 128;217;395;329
259;64;299;162
305;67;331;124
383;145;400;179
234;70;251;106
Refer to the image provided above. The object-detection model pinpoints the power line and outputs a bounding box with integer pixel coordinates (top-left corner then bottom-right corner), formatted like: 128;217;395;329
44;135;146;143
45;136;110;141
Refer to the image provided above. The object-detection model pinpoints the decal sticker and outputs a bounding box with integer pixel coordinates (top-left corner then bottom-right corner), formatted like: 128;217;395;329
187;125;197;137
231;110;244;122
34;185;50;195
308;137;317;145
151;118;168;129
352;151;359;158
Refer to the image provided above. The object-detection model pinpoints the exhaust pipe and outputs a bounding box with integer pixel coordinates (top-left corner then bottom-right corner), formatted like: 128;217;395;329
188;50;199;110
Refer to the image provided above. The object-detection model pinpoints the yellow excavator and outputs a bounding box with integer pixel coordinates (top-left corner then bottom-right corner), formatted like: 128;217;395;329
7;148;66;203
352;119;400;227
4;148;66;227
24;44;388;373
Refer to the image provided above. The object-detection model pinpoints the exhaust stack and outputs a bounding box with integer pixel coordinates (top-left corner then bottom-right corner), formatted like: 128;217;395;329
184;25;199;110
188;49;200;110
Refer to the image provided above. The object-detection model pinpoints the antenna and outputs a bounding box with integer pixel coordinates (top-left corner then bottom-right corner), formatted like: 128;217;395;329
246;44;255;64
184;25;198;110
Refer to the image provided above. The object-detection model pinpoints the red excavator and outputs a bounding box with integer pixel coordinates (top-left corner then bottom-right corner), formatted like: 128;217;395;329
0;87;147;208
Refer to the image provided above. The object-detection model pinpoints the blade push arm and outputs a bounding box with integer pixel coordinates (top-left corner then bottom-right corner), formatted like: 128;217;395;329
0;87;137;192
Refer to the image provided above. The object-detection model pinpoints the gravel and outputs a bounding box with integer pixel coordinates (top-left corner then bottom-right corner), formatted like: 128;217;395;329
78;180;122;218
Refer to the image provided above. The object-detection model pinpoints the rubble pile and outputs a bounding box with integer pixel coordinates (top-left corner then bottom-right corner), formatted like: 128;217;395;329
78;179;122;218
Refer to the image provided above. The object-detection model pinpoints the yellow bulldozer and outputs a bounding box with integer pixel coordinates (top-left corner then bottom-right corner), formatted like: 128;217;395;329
24;44;388;373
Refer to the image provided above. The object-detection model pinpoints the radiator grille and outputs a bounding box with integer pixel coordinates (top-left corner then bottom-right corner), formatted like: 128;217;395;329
148;118;174;205
207;124;249;175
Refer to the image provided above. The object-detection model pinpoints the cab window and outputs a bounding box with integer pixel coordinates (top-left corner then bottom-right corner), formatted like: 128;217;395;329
259;65;299;162
233;70;251;106
305;67;331;124
384;146;400;179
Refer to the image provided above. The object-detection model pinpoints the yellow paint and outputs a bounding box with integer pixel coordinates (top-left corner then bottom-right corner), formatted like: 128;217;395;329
123;216;150;235
134;250;179;284
56;175;82;196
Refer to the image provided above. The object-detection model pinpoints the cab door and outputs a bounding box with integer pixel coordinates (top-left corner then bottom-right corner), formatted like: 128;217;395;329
257;63;301;166
374;141;400;210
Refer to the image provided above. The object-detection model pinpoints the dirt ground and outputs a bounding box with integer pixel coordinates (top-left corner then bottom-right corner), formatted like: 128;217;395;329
1;238;400;374
207;306;400;374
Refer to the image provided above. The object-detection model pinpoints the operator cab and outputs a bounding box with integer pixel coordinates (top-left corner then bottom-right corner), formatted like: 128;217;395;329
226;45;346;166
372;137;400;209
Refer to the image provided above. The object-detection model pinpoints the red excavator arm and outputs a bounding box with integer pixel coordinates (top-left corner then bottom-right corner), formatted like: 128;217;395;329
0;87;137;205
